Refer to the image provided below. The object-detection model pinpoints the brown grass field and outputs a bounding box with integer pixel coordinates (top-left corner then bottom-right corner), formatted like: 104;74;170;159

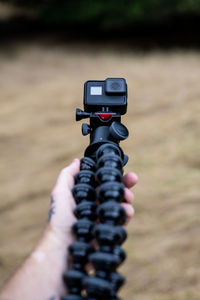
0;41;199;299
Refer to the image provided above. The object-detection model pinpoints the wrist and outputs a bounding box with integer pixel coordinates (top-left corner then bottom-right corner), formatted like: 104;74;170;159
45;224;75;248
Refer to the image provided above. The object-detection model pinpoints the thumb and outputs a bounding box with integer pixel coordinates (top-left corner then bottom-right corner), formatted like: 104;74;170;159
68;158;80;177
54;159;80;192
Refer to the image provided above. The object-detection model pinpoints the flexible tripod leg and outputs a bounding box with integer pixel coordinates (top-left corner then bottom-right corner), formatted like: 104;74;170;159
62;157;97;300
62;141;128;300
83;143;127;300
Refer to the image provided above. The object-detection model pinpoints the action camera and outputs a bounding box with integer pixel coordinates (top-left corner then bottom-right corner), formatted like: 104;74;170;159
84;78;127;114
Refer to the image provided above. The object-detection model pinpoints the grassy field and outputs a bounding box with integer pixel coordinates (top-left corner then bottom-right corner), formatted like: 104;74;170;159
0;41;199;300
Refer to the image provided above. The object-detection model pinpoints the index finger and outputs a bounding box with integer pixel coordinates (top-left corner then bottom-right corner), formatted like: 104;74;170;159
123;172;138;188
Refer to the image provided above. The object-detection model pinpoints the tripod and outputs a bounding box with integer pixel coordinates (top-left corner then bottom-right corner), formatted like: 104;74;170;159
62;78;129;300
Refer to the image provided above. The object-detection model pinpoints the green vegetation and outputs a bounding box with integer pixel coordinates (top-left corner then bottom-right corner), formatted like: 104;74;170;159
3;0;200;29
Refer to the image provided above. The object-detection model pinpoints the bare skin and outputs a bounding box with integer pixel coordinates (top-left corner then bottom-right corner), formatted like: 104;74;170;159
0;158;138;300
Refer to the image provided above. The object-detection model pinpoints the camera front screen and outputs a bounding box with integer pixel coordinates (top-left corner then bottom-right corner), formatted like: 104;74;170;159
90;86;102;95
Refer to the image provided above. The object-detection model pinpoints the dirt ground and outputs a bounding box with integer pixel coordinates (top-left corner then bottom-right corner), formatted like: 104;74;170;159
0;41;199;300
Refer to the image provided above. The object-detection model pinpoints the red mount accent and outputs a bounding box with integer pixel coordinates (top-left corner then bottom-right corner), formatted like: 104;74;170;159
96;113;116;120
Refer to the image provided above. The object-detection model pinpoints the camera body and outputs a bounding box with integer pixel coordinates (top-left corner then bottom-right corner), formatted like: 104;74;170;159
84;78;127;115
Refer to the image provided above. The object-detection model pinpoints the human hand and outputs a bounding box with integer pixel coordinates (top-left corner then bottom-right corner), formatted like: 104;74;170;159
48;158;138;241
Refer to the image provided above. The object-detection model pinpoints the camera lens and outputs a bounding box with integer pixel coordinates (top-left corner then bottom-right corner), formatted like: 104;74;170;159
110;82;121;91
105;78;126;94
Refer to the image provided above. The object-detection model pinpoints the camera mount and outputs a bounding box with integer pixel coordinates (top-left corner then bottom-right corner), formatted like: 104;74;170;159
62;78;129;300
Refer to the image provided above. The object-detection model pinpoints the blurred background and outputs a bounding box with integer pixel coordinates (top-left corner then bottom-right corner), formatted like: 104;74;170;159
0;1;200;299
